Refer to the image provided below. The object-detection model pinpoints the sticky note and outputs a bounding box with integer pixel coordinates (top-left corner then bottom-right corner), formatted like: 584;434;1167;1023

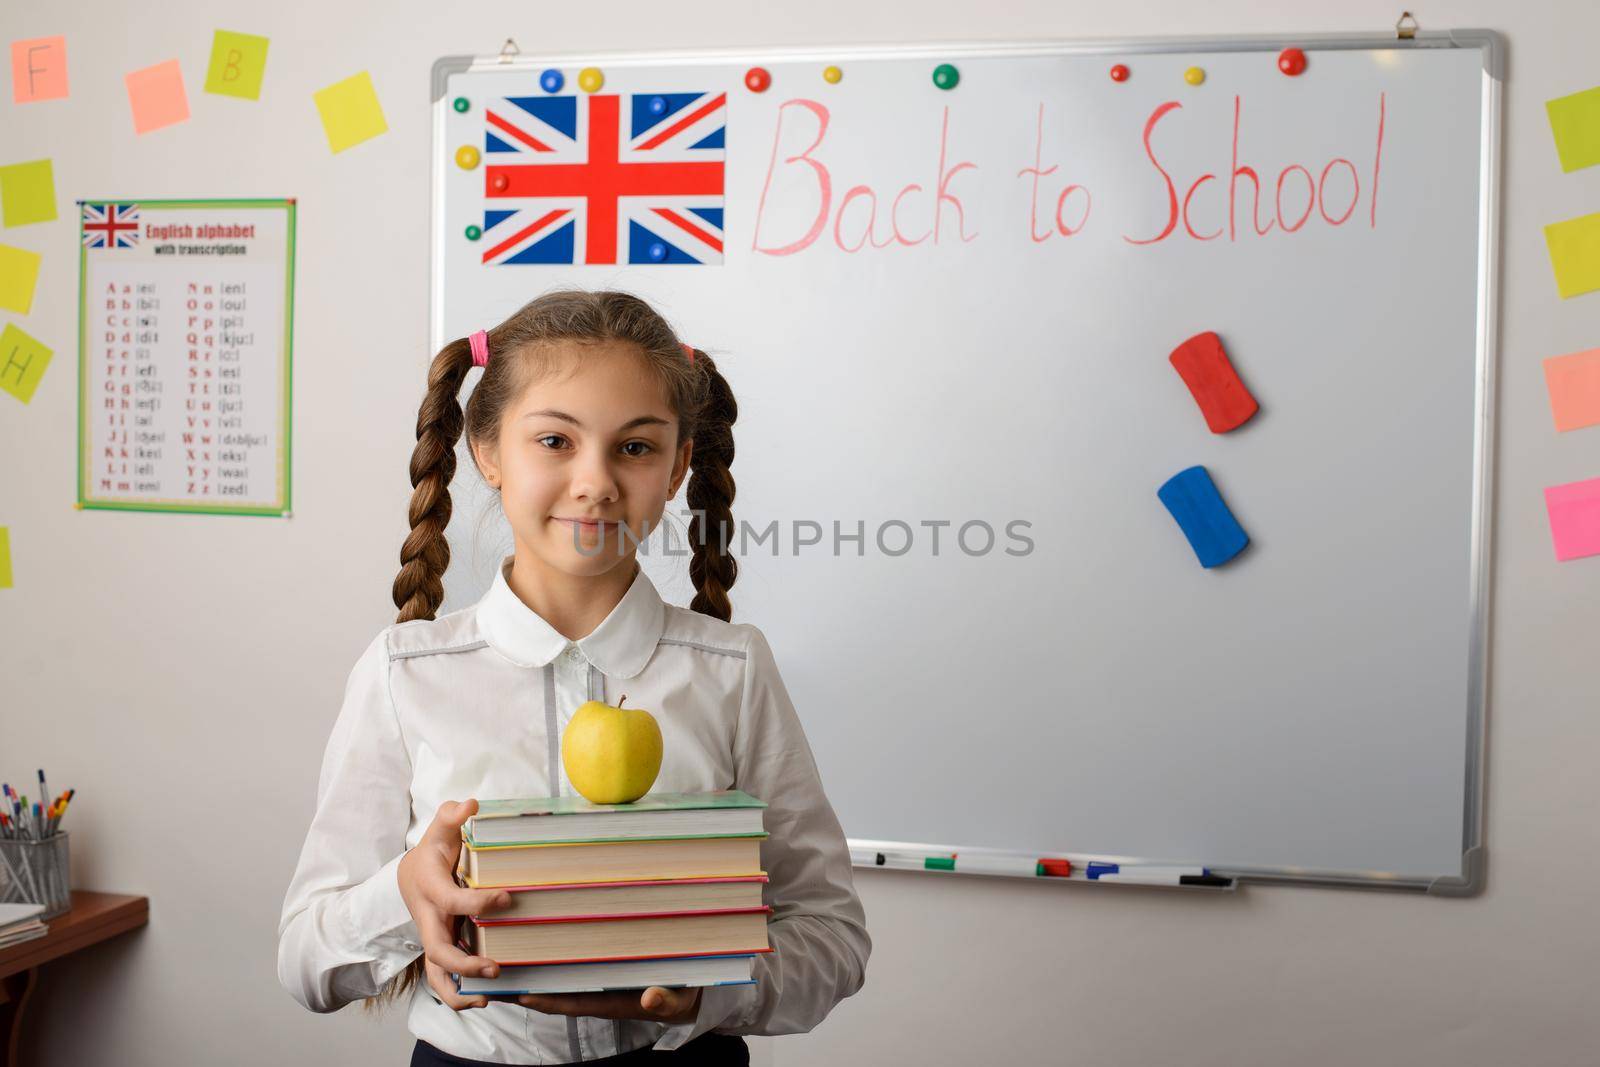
0;322;52;404
1158;465;1249;568
125;59;190;134
1169;331;1259;433
0;527;11;589
1544;476;1600;562
0;244;41;314
1546;86;1600;173
1543;348;1600;433
205;30;269;100
10;36;68;103
314;71;387;153
0;159;56;227
1544;212;1600;299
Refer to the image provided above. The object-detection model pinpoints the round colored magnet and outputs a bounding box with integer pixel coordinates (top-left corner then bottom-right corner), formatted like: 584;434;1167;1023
540;68;564;93
577;67;604;93
1109;64;1129;83
452;96;470;113
490;173;509;193
744;67;771;92
648;94;668;115
464;225;482;241
454;145;481;170
1278;48;1307;76
1184;66;1206;86
647;241;668;262
932;63;960;90
823;65;842;84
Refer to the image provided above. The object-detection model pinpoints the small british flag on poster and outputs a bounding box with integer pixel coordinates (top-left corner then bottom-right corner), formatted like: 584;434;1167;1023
81;203;141;248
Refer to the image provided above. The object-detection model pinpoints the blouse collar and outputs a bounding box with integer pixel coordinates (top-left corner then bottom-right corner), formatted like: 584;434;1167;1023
476;556;665;679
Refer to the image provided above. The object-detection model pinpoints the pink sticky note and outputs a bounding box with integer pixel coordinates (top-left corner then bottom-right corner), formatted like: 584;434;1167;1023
125;59;189;134
1543;347;1600;433
1544;476;1600;562
10;36;68;102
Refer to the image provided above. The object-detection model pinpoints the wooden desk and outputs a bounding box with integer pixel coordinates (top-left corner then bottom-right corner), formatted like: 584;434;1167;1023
0;892;148;1067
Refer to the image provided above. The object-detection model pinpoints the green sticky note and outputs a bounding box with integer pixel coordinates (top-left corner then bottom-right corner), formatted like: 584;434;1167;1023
1547;86;1600;173
0;322;52;403
0;159;56;227
1544;212;1600;300
0;243;42;313
205;30;269;100
313;71;387;153
0;527;11;589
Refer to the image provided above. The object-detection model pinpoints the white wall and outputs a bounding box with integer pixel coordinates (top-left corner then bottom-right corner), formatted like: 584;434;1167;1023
1;2;1596;1065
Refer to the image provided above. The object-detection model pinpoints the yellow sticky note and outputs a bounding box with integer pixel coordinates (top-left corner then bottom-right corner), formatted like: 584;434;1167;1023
0;159;56;227
0;527;11;588
11;36;68;103
1547;86;1600;174
0;244;41;314
1544;212;1600;300
125;59;190;134
313;71;387;153
0;322;51;403
205;30;269;100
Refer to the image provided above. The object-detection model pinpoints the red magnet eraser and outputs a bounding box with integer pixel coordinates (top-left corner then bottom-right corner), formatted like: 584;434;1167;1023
1169;331;1259;434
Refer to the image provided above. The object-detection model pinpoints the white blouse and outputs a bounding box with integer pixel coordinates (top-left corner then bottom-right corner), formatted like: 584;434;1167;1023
276;558;871;1063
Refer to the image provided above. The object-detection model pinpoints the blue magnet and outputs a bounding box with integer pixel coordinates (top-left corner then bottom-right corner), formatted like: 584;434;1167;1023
540;68;564;93
648;95;668;115
1157;465;1249;568
647;241;668;262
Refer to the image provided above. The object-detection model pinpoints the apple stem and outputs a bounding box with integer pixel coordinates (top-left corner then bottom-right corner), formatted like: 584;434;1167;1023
618;694;627;709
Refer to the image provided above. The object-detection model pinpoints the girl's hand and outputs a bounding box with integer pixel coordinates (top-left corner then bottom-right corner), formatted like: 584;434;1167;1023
517;986;702;1024
397;799;513;1011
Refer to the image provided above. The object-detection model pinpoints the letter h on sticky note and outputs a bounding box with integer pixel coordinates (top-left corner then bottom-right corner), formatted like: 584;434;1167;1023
1158;466;1249;568
1169;331;1259;433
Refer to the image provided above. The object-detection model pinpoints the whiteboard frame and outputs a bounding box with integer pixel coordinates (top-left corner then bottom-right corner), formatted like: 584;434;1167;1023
428;28;1503;895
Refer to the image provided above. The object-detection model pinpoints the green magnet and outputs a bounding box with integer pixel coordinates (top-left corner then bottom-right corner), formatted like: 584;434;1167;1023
464;224;482;241
932;63;959;90
452;96;470;113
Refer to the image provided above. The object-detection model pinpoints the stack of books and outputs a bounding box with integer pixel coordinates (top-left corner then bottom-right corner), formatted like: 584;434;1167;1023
454;790;772;996
0;902;47;949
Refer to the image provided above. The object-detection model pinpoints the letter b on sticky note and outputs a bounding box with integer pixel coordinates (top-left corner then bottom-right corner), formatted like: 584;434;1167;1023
205;31;269;100
0;323;53;404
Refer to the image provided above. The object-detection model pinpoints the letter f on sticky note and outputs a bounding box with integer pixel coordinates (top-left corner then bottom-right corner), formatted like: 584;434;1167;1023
1159;466;1249;568
1169;331;1259;433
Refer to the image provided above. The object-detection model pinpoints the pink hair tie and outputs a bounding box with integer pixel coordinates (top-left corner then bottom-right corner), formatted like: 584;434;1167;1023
680;342;695;365
469;330;489;367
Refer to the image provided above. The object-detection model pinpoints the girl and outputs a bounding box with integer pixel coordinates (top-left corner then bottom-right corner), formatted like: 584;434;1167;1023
277;290;871;1064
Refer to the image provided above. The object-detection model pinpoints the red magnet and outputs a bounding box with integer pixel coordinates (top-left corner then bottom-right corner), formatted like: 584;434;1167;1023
490;173;508;193
1109;64;1129;83
744;67;771;92
1168;331;1259;434
1277;48;1307;76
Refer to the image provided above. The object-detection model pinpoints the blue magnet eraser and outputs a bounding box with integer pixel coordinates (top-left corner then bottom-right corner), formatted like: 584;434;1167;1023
1157;465;1249;568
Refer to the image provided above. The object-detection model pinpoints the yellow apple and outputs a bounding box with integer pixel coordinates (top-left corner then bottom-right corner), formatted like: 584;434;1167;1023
561;694;663;804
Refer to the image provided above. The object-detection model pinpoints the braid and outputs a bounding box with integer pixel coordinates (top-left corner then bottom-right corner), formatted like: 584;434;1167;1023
685;349;738;621
392;338;474;624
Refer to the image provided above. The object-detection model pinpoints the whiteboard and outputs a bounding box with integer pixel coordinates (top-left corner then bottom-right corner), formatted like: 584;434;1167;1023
430;30;1500;892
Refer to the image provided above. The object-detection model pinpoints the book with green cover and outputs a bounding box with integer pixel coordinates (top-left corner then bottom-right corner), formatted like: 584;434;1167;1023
465;790;768;847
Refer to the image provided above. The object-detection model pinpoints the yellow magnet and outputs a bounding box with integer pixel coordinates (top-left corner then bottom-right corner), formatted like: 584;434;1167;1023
1184;66;1206;86
578;67;604;93
455;145;481;170
823;65;842;84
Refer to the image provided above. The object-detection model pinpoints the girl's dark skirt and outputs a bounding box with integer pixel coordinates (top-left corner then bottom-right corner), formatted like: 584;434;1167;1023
409;1032;749;1066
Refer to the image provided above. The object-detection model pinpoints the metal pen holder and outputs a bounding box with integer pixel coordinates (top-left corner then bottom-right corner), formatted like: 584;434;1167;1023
0;833;71;920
